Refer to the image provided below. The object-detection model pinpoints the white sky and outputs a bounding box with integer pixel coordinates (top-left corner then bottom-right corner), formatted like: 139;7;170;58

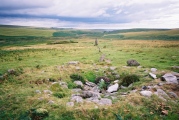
0;0;179;29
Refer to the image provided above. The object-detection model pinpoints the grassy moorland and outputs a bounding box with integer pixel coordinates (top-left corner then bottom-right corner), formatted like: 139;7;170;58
0;25;179;120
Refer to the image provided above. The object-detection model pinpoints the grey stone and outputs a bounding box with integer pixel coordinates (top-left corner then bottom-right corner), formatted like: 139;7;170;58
149;73;157;79
75;67;81;70
107;83;119;93
98;98;112;105
71;88;82;93
171;72;179;77
120;85;127;89
155;89;170;99
128;84;133;88
74;81;84;87
115;74;120;79
109;66;116;71
66;102;74;107
114;80;119;83
162;73;178;84
59;82;68;88
48;100;55;104
35;90;41;94
82;91;100;98
44;90;53;94
168;92;178;98
85;81;96;87
71;96;83;103
151;68;157;72
137;66;142;68
141;86;148;90
140;91;153;97
7;69;16;74
68;61;79;65
127;59;140;66
38;97;44;100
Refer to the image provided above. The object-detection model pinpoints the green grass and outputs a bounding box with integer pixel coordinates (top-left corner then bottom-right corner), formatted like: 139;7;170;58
0;26;179;119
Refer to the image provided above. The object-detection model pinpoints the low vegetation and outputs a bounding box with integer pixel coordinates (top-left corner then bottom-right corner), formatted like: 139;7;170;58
0;25;179;119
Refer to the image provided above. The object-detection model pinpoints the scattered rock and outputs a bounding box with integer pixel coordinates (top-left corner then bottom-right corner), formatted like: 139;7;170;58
99;54;105;62
75;66;81;70
107;83;119;93
114;80;119;83
155;89;170;99
137;66;142;68
157;83;165;86
95;77;110;84
59;82;68;89
140;91;153;97
115;74;120;79
44;90;53;94
120;85;127;89
141;86;148;90
97;98;112;105
109;66;116;71
38;97;44;101
74;81;84;88
71;88;82;93
35;90;41;94
168;92;178;98
161;110;168;115
7;69;16;74
127;59;140;66
161;73;178;84
66;102;74;107
68;61;79;65
171;72;179;77
48;100;55;104
85;81;96;87
149;73;157;79
82;91;100;98
71;96;83;103
151;68;157;72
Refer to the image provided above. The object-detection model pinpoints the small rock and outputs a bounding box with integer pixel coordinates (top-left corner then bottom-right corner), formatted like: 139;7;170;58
140;91;153;97
115;74;120;79
131;90;138;93
68;61;79;65
127;59;140;66
38;97;44;100
75;67;81;70
82;91;100;98
107;83;119;93
114;80;119;83
35;90;41;94
74;81;84;87
137;66;142;68
7;69;16;74
44;90;53;94
161;110;168;115
72;88;82;93
109;66;116;71
120;85;127;89
168;92;178;98
128;84;133;88
98;98;112;105
71;96;83;103
149;73;157;79
155;89;170;99
151;68;157;72
162;73;178;84
171;72;179;77
48;100;55;104
141;86;148;90
66;102;74;107
85;81;96;87
157;83;165;86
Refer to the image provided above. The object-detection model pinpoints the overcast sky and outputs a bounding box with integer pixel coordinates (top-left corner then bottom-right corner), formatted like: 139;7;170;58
0;0;179;29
